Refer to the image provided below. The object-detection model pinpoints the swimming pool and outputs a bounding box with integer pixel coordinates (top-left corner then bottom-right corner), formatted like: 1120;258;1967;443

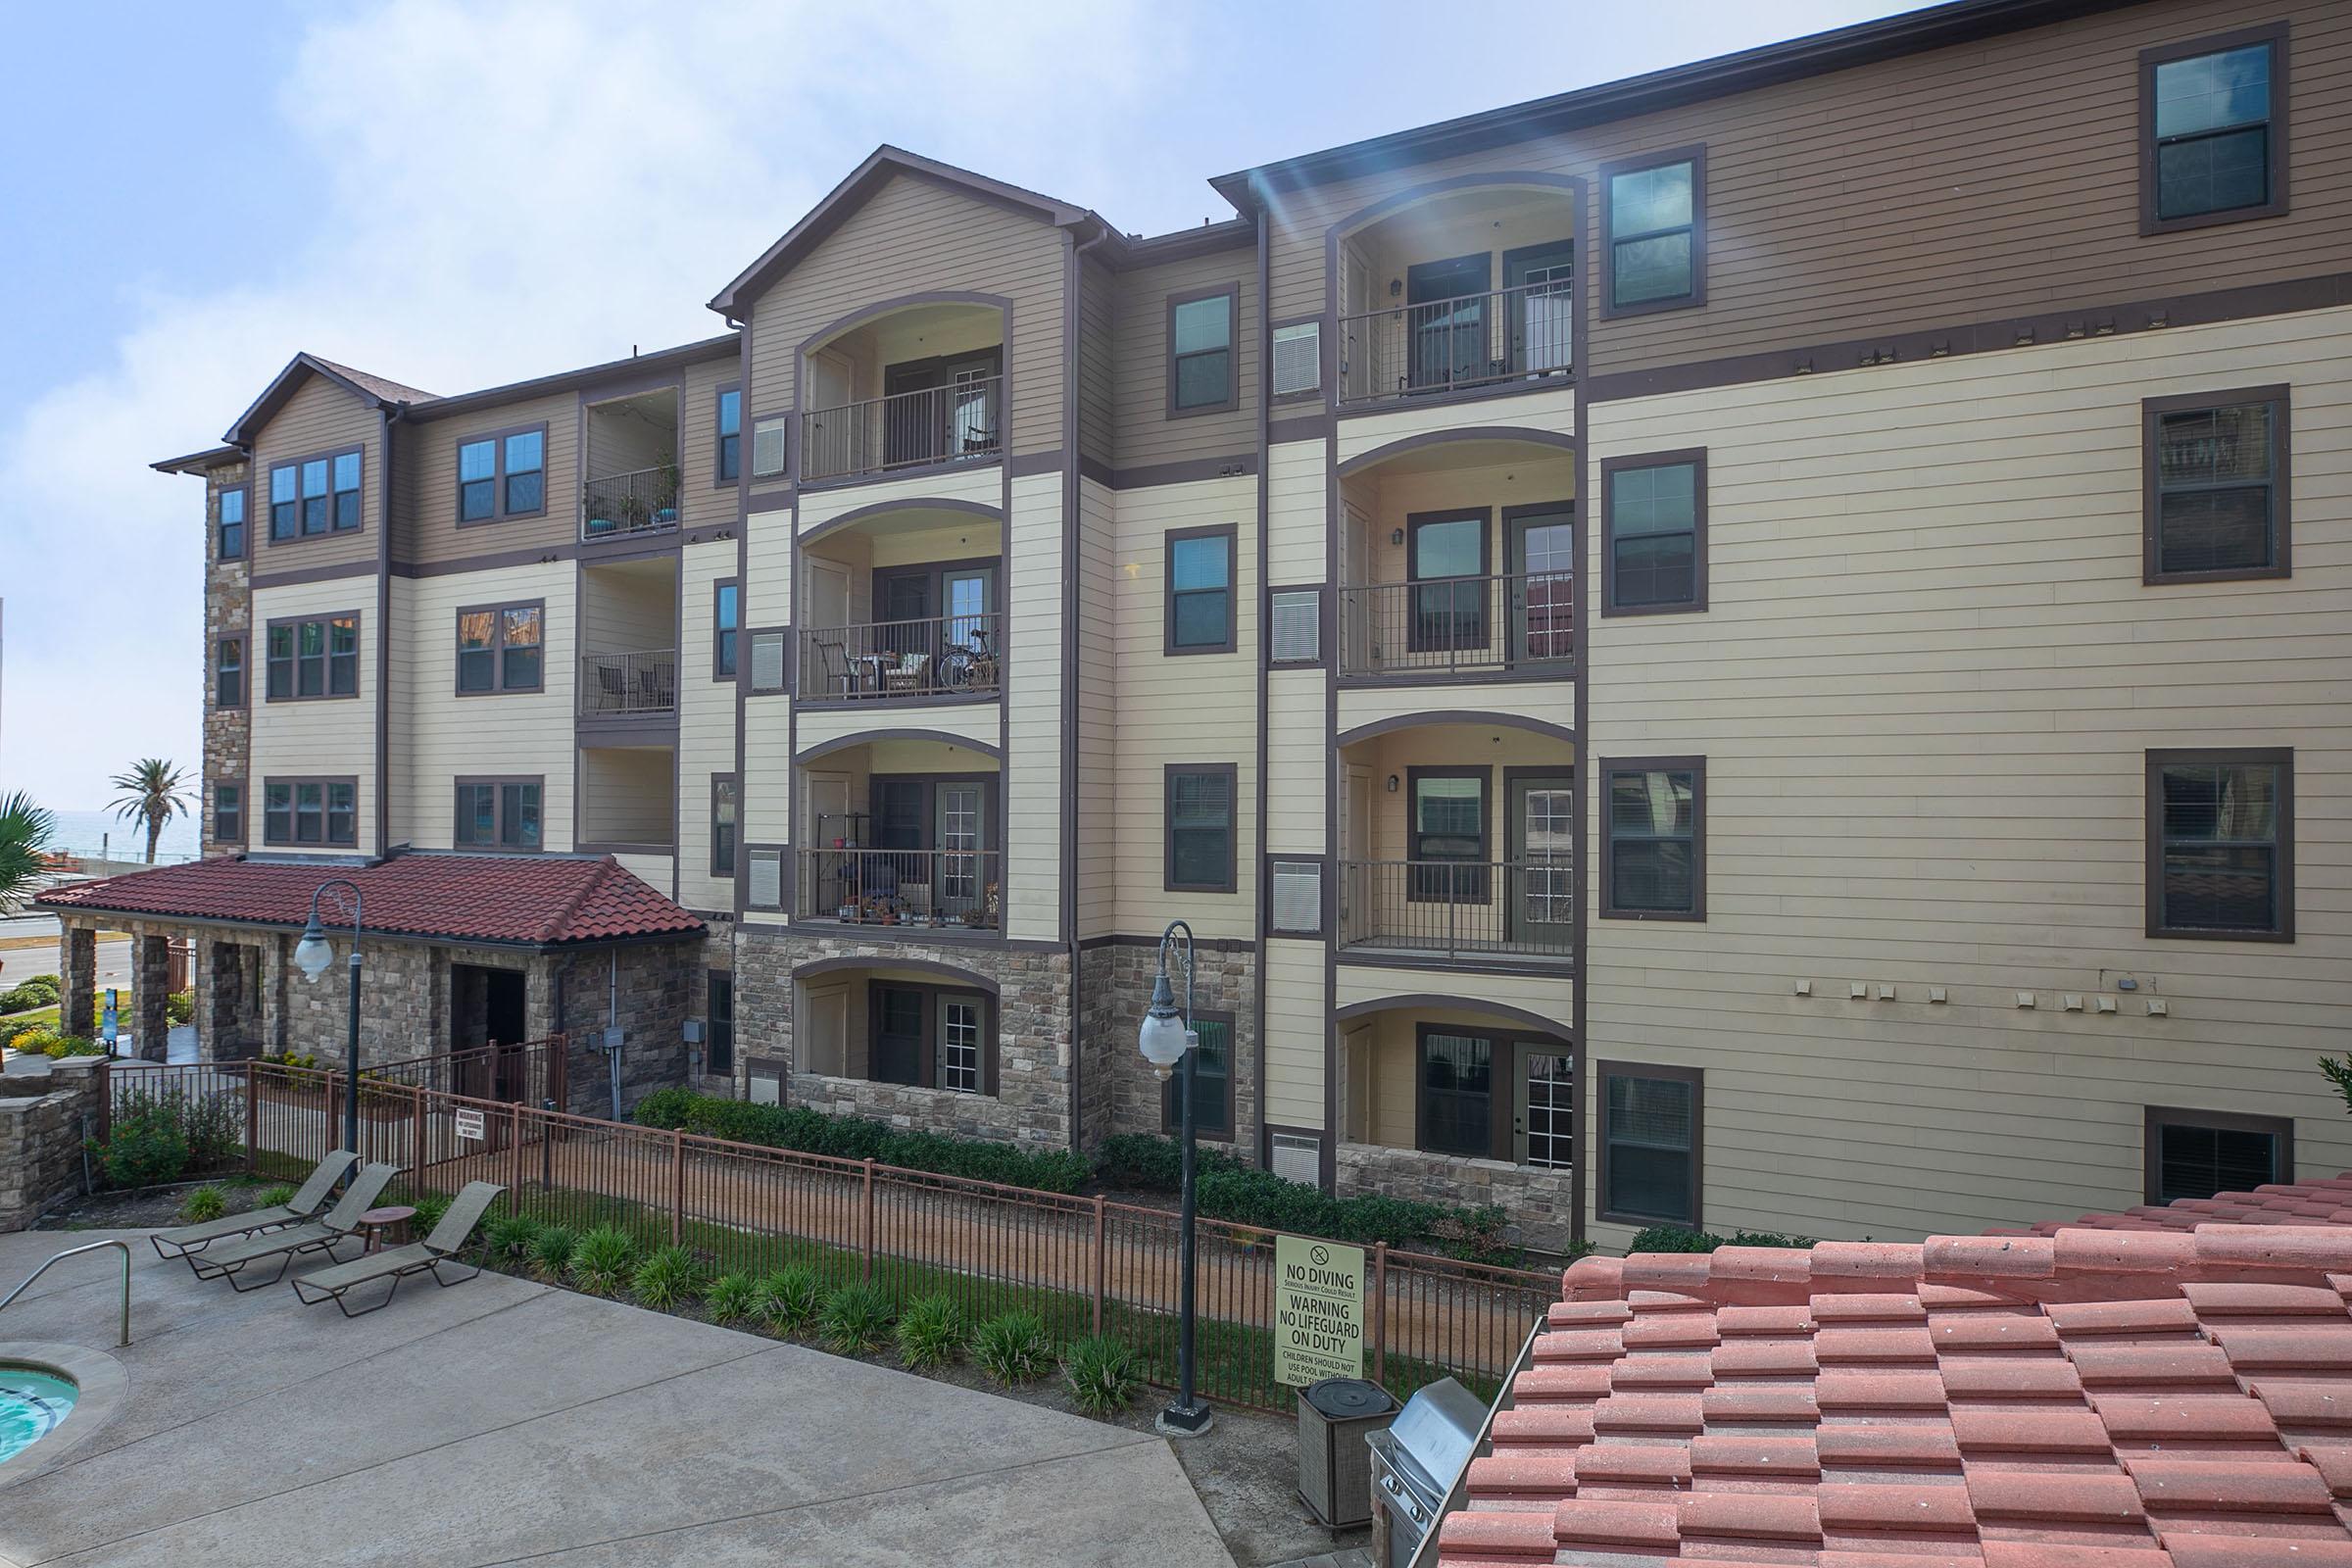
0;1365;78;1464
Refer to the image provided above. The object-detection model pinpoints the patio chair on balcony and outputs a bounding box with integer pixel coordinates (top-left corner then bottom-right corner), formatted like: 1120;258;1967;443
885;652;930;695
816;640;859;699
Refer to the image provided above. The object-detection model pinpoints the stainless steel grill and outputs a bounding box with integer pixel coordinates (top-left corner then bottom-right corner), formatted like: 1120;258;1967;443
1365;1377;1486;1567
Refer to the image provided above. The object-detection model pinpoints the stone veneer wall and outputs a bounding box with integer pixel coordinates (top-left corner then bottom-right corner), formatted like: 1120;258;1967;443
202;460;252;858
1077;938;1260;1165
0;1057;105;1232
1336;1141;1578;1258
550;938;702;1118
734;928;1072;1150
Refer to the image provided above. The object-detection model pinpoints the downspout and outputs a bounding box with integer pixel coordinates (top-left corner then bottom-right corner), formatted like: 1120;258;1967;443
1064;222;1115;1156
375;404;401;859
608;948;623;1122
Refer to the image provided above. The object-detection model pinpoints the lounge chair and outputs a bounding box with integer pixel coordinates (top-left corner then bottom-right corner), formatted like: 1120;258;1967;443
187;1162;399;1291
289;1182;509;1317
150;1151;358;1261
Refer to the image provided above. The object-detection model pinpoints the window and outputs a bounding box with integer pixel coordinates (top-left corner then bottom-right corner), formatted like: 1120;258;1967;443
215;636;244;708
1419;1029;1493;1159
1166;285;1237;416
1165;525;1235;655
1268;587;1321;664
1268;858;1325;937
2147;749;2291;941
1271;320;1320;398
1601;760;1704;919
457;424;548;523
270;464;297;539
213;784;242;845
938;994;984;1094
1408;767;1490;905
1407;511;1489;653
706;972;735;1076
454;778;543;852
749;629;787;695
713;579;740;679
2145;1107;2291;1203
456;602;544;694
217;487;247;560
867;981;994;1095
269;448;363;539
2144;388;2289;582
265;614;360;702
1602;453;1706;613
1599;1064;1701;1225
1165;764;1237;893
710;774;738;878
1601;150;1705;314
715;387;742;483
747;847;784;910
750;413;787;480
263;777;358;847
2142;26;2287;232
1162;1012;1235;1139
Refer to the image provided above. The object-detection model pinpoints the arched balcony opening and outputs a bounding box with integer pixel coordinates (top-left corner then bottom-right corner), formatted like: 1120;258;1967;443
801;298;1005;484
796;503;1004;705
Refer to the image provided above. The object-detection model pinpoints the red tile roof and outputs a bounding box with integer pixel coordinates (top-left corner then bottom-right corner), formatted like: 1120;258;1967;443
1441;1215;2352;1568
35;855;703;949
1995;1177;2352;1237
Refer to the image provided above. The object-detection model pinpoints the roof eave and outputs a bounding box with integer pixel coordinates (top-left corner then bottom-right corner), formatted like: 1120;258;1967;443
220;352;409;447
399;333;742;423
150;445;243;476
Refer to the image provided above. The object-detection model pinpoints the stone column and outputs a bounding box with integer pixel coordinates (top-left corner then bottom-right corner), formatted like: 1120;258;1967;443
133;933;172;1062
60;924;97;1038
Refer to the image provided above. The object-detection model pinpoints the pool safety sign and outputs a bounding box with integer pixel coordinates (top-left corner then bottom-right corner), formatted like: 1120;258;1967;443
453;1107;485;1142
1273;1235;1366;1387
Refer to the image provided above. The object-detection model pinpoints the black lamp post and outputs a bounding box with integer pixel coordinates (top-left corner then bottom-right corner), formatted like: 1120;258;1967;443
1137;918;1212;1435
291;879;363;1161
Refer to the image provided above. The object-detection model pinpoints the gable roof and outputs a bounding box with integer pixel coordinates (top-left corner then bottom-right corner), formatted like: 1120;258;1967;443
150;445;243;476
221;351;438;446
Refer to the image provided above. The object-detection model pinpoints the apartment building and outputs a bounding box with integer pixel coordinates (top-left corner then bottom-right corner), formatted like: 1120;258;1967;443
52;0;2345;1250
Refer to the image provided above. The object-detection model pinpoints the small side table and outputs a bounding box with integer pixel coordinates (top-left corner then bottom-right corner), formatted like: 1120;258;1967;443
359;1204;416;1254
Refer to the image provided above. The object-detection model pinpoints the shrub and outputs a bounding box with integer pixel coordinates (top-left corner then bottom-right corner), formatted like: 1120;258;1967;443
252;1184;296;1208
177;1184;226;1223
93;1105;187;1189
817;1283;895;1354
410;1193;452;1240
894;1294;968;1370
40;1035;101;1058
0;978;59;1014
972;1310;1054;1386
1095;1133;1185;1191
631;1245;707;1310
164;990;195;1025
1062;1335;1141;1415
706;1271;760;1325
1628;1226;1815;1254
484;1213;541;1261
632;1091;1092;1195
529;1225;578;1282
568;1226;638;1295
756;1265;823;1336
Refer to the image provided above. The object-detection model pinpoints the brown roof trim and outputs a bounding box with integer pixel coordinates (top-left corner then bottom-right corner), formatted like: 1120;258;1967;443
222;352;434;446
151;445;243;476
1208;0;2142;205
400;334;739;423
1093;218;1256;270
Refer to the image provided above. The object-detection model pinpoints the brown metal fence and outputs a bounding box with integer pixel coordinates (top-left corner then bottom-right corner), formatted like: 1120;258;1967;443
103;1058;1554;1412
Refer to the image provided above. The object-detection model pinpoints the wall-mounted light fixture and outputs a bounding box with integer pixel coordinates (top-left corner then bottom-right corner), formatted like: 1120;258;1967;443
1391;528;1404;548
1386;774;1399;794
1388;278;1402;298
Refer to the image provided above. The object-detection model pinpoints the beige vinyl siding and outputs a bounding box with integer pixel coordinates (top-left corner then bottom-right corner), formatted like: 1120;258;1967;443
741;505;790;901
384;576;415;845
1262;944;1328;1131
1267;0;2351;381
613;852;674;894
1076;478;1118;938
1332;969;1574;1036
579;747;674;846
1108;245;1258;470
1076;257;1116;470
250;576;380;856
676;538;740;908
1582;304;2352;1247
396;390;576;566
1333;387;1575;467
681;357;739;528
794;702;998;760
252;374;379;573
393;561;575;851
797;464;1002;536
1265;673;1326;855
742;172;1066;456
1266;439;1329;586
1106;474;1258;940
1003;469;1063;942
1336;682;1573;743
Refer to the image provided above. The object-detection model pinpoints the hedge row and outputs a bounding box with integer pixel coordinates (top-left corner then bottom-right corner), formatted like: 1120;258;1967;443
631;1089;1093;1194
1627;1225;1815;1253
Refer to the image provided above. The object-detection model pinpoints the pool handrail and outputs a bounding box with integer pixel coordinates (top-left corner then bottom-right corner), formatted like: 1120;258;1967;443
0;1238;132;1348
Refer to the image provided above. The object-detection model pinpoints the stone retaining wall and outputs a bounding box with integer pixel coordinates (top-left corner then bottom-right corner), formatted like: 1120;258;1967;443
1336;1139;1577;1256
0;1057;104;1232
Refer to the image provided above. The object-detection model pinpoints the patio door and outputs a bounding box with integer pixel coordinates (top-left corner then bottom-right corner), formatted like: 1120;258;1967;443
942;565;995;665
1512;1044;1575;1169
1507;772;1575;948
1406;253;1491;393
1507;508;1575;666
871;985;925;1086
1505;241;1575;374
1408;511;1489;655
935;781;987;921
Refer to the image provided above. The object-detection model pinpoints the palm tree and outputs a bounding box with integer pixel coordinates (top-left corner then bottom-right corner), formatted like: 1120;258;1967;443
0;792;56;909
107;759;193;865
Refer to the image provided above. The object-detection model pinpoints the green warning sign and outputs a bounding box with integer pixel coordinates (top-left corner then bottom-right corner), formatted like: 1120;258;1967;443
1273;1233;1365;1388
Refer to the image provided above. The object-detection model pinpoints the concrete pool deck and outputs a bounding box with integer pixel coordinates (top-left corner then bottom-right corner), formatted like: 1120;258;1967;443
0;1227;1235;1567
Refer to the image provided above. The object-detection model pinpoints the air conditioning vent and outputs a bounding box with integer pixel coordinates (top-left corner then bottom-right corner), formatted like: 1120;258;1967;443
751;416;788;480
1269;589;1319;663
750;630;786;694
1272;321;1320;397
1270;1131;1321;1185
1271;859;1323;935
747;848;783;909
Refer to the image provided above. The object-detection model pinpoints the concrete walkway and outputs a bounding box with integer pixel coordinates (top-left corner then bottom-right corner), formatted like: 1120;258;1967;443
0;1228;1234;1566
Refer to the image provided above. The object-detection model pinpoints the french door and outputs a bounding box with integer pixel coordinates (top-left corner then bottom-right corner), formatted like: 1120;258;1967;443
1507;772;1575;949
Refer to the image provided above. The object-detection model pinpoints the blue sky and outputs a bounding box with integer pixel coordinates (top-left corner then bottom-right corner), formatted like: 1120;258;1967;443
0;0;1914;810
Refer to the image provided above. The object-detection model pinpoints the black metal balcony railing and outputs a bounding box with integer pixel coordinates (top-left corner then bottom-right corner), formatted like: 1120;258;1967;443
578;649;677;716
1338;278;1574;406
798;613;1002;702
1337;571;1575;680
801;374;1004;484
802;848;1002;931
1338;858;1575;960
580;466;681;541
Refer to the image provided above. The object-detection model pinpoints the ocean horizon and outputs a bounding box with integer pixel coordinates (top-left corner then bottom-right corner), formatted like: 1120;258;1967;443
39;807;201;864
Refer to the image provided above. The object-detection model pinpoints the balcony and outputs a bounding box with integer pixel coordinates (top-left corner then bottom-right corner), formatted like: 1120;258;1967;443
801;848;1002;932
580;465;680;542
1338;279;1573;408
578;649;677;717
580;385;680;540
798;613;1002;703
1338;571;1573;681
801;375;1004;485
1338;858;1573;962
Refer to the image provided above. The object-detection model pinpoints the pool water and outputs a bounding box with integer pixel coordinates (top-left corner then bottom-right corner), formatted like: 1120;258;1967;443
0;1368;78;1464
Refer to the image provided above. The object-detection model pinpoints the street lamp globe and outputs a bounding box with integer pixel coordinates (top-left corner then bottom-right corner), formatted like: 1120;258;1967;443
1137;969;1189;1078
292;916;334;982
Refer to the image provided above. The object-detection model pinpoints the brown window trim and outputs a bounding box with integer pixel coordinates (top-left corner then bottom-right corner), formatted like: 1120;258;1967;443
1599;449;1708;616
2143;1104;2293;1204
213;782;244;848
1164;523;1238;657
263;612;363;704
453;599;547;696
261;774;361;849
710;772;739;879
216;484;250;562
712;577;741;682
1164;761;1239;894
265;444;365;545
1268;315;1323;404
714;383;743;486
2143;747;2294;943
2138;22;2291;238
864;979;1000;1097
747;626;790;696
748;408;790;481
743;844;788;913
1596;144;1707;319
215;633;248;712
1596;1060;1703;1228
1161;1007;1238;1142
1265;582;1325;668
454;420;551;527
2141;385;2291;585
1598;757;1706;922
1264;854;1330;939
1165;282;1241;419
1404;765;1492;906
453;774;546;854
